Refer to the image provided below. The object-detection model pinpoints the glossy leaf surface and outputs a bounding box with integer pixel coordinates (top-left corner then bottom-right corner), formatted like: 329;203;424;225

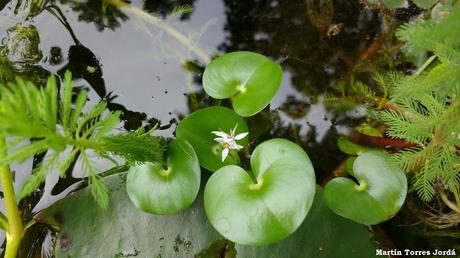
126;139;200;214
324;151;407;225
236;188;381;257
203;51;282;117
38;177;382;257
176;106;249;172
204;138;316;245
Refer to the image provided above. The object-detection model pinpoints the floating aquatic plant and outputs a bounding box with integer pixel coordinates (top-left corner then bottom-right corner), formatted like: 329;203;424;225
126;139;200;214
176;106;249;172
324;151;407;225
212;124;248;162
203;51;282;117
204;138;316;245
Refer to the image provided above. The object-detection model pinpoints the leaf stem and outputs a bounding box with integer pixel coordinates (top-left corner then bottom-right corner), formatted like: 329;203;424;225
355;181;368;192
0;138;25;258
414;55;436;76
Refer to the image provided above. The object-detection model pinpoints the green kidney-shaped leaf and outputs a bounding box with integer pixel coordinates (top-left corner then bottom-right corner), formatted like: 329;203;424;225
324;151;407;225
235;187;382;258
126;139;200;214
203;51;282;117
176;106;249;172
204;138;316;245
37;177;383;257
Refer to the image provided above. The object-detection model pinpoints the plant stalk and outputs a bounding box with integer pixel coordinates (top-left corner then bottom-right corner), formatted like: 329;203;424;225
107;0;211;64
0;138;25;258
414;55;436;76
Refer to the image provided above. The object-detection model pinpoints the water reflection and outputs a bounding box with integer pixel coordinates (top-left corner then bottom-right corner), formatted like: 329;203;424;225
219;0;381;96
0;0;384;255
61;0;129;31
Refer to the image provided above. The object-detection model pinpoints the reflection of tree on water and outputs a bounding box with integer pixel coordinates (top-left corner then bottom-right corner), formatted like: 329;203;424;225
206;0;387;178
219;0;382;97
143;0;197;20
0;24;50;85
60;0;128;31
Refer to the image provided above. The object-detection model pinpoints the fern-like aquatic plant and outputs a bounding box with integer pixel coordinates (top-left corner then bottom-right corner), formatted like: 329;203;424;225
379;4;460;202
323;3;460;203
322;70;403;112
0;72;166;208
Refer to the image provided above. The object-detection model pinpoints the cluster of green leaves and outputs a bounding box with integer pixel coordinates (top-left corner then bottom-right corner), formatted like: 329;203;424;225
125;51;318;246
379;3;460;201
323;3;460;202
0;72;166;207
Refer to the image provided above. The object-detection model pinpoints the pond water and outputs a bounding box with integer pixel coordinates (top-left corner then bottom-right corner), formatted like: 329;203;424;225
1;0;396;255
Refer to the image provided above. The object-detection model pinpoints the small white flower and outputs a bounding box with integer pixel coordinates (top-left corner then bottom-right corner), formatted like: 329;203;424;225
212;124;248;162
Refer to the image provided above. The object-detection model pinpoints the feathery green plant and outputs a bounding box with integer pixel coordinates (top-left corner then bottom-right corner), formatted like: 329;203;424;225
324;3;460;202
0;72;166;208
322;70;402;112
379;3;460;202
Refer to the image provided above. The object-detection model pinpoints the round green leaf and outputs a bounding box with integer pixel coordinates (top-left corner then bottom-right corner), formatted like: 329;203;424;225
38;176;386;257
235;187;383;258
176;106;249;172
204;138;316;245
203;51;282;117
323;151;407;225
126;139;200;214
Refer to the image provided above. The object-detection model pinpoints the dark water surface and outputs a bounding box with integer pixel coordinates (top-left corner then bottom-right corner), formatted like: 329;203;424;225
1;0;388;255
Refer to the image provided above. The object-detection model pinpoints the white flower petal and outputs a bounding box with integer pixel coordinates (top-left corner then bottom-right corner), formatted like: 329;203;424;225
212;131;229;138
234;132;248;140
221;148;229;162
231;124;238;136
214;138;227;144
233;144;243;150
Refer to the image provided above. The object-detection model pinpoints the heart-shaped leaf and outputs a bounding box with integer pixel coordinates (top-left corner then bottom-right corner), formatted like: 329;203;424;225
126;139;200;214
176;106;249;172
203;51;282;117
37;177;383;257
323;151;407;225
204;138;316;245
235;187;383;257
